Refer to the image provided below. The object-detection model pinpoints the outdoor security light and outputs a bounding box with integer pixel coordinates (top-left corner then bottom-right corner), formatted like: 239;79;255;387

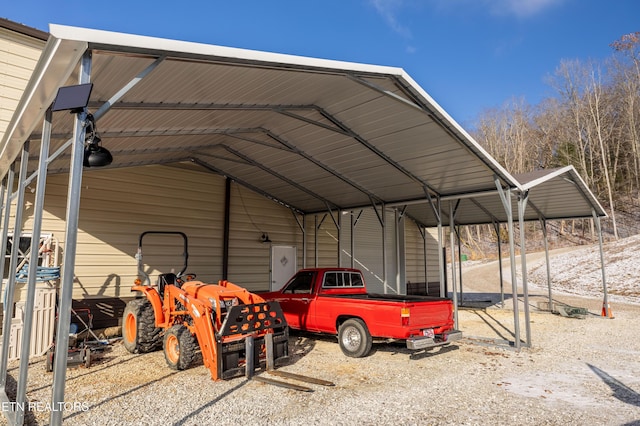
260;233;272;243
83;114;113;167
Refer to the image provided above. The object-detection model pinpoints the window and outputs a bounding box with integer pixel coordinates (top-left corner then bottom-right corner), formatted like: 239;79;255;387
322;271;364;288
282;271;316;294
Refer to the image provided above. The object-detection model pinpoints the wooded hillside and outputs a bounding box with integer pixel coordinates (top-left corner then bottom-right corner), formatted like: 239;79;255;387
465;32;640;257
460;32;640;257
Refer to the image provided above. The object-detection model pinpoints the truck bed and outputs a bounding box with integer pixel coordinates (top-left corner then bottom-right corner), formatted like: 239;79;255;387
320;293;451;303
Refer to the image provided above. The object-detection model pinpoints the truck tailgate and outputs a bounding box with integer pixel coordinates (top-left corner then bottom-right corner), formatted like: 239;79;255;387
405;298;453;327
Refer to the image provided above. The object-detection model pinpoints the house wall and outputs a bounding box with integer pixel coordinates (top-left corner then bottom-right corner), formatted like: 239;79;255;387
4;163;444;327
0;24;46;142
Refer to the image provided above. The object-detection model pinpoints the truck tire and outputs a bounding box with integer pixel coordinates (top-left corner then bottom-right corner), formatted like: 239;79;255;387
122;299;162;354
163;324;198;370
338;318;372;358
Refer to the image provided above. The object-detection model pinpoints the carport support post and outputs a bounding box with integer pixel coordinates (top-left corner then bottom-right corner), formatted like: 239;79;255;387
496;180;521;350
456;225;463;304
494;222;505;308
517;191;532;347
592;208;610;317
51;51;92;426
0;165;15;386
15;108;53;425
0;149;28;397
350;211;355;269
382;206;387;293
449;201;459;329
302;214;307;269
337;210;342;267
540;217;553;311
314;215;318;267
437;198;446;297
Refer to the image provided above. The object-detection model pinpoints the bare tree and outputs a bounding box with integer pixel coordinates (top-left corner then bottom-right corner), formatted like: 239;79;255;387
611;32;640;200
583;62;618;238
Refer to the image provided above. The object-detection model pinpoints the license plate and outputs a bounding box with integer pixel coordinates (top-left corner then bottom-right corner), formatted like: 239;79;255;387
422;328;434;338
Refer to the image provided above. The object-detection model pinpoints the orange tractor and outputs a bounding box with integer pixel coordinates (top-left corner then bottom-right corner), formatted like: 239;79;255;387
122;232;311;387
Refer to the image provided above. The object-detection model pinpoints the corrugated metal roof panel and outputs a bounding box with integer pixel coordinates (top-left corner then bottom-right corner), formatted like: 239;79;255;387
0;24;606;229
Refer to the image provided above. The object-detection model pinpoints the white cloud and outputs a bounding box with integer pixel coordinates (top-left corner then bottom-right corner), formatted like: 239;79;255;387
488;0;565;18
369;0;413;38
431;0;565;19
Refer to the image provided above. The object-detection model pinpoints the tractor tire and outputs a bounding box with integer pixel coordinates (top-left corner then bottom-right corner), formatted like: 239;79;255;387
122;299;162;354
163;324;198;370
338;318;372;358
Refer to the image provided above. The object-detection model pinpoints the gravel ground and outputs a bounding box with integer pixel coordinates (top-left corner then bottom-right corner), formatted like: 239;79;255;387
3;252;640;426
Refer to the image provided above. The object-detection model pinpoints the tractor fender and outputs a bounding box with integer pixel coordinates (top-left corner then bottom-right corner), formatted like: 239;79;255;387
132;285;165;326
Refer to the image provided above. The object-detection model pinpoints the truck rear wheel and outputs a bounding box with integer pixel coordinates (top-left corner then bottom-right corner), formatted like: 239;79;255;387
163;324;198;370
122;299;162;354
338;318;372;358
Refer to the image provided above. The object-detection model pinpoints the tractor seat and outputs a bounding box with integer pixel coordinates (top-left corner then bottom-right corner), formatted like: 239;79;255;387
157;273;178;297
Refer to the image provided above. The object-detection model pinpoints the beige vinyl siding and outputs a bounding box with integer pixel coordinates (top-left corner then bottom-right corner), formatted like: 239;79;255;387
0;27;45;141
227;182;303;291
304;212;339;269
334;207;398;294
404;219;441;286
7;165;225;300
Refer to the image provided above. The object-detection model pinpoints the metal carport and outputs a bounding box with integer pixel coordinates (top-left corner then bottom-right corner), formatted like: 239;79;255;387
0;24;607;425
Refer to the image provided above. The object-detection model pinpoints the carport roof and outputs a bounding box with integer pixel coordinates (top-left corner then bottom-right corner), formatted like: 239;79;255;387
403;165;607;227
0;24;606;226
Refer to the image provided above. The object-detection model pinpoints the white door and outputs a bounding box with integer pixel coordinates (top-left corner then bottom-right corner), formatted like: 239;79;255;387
271;245;297;291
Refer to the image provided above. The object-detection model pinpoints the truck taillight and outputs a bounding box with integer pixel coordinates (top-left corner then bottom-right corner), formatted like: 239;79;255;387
401;307;410;326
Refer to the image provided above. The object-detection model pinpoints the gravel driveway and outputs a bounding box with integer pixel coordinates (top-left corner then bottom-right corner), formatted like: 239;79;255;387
5;257;640;425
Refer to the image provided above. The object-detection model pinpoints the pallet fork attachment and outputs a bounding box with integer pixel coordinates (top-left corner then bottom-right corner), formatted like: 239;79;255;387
245;333;335;392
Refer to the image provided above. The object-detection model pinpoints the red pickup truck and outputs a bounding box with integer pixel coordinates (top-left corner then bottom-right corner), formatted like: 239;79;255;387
261;268;461;357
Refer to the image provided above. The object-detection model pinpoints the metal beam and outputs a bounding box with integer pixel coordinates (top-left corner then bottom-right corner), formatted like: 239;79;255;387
495;177;521;350
517;191;532;347
191;158;305;214
224;145;339;211
0;144;29;425
260;130;386;205
318;110;441;197
539;217;553;311
493;221;505;308
14;107;52;425
351;74;516;189
469;198;502;224
51;50;93;426
437;197;445;297
92;55;166;121
592;208;611;318
449;201;459;329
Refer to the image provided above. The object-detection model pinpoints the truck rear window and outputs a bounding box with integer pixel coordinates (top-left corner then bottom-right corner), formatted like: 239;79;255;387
323;272;364;288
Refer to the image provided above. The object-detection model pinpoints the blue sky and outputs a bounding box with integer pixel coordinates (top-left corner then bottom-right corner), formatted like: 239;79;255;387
3;0;639;127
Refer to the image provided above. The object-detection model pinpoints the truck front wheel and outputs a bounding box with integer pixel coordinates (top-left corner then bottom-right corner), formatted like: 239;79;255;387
338;318;372;358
